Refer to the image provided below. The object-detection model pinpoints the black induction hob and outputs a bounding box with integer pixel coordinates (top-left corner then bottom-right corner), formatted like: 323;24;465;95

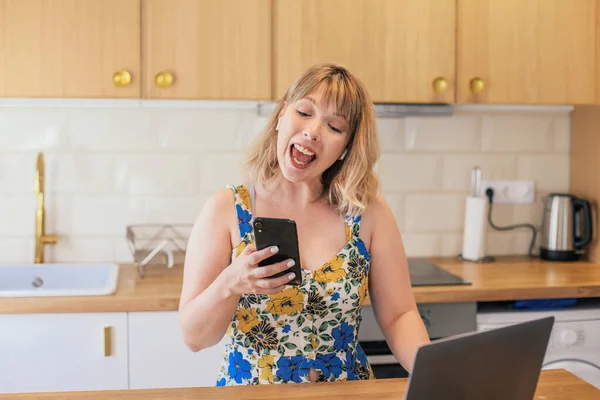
408;258;471;286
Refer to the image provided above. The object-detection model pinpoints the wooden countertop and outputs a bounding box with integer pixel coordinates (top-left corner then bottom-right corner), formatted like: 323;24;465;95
2;369;598;399
2;256;600;314
414;256;600;303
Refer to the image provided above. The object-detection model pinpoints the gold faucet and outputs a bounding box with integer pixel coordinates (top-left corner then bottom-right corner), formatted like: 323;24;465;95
34;152;57;263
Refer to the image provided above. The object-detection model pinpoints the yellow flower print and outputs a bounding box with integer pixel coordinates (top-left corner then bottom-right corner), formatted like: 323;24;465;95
258;355;275;383
311;333;318;349
234;239;249;257
276;320;286;327
313;256;346;283
239;188;252;211
345;224;352;241
235;307;260;333
358;278;368;305
226;323;233;337
266;287;305;315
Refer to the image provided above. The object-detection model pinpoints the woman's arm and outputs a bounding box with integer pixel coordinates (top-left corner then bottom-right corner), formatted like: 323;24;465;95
364;193;430;373
178;189;241;352
178;189;296;352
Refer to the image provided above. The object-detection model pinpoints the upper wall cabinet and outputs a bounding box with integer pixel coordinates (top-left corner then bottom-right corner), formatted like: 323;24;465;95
275;0;456;104
0;0;141;98
457;0;597;105
142;0;272;100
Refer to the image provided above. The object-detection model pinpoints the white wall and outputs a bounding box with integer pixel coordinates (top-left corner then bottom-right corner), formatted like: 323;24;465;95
0;103;571;264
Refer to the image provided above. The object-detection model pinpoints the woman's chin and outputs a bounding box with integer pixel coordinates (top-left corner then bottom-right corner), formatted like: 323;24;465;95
280;160;321;183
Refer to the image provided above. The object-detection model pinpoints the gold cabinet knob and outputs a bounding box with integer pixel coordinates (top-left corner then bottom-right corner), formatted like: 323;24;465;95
155;71;174;88
432;77;448;93
112;70;132;87
470;77;485;94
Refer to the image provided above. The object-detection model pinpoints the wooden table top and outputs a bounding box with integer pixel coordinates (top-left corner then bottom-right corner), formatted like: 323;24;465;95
1;256;600;314
1;369;598;399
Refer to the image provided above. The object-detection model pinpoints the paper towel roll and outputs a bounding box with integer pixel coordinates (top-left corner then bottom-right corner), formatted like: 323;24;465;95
461;196;488;261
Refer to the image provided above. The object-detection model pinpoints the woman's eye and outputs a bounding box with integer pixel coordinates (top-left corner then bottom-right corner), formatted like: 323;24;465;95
296;110;310;117
329;125;342;133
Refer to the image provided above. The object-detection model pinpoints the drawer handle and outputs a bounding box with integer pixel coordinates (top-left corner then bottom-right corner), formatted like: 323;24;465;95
104;326;112;357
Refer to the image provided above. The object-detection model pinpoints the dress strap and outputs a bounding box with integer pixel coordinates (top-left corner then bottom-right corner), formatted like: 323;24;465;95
226;184;254;240
249;183;256;212
344;214;362;241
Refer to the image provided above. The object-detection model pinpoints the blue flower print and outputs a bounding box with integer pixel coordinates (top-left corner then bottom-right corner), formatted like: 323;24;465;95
236;204;252;237
332;321;354;351
345;352;358;380
357;345;369;368
228;349;252;384
282;324;291;333
314;353;343;379
331;292;340;301
276;356;310;383
216;377;226;386
356;239;370;261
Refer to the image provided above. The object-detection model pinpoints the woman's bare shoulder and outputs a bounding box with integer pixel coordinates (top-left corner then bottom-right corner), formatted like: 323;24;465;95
359;192;396;242
202;188;237;218
190;187;240;245
361;191;392;220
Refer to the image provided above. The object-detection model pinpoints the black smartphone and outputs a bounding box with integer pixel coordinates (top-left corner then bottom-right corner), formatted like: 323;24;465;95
252;217;302;286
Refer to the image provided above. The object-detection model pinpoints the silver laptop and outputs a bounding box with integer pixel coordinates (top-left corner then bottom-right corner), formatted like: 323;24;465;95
405;316;555;400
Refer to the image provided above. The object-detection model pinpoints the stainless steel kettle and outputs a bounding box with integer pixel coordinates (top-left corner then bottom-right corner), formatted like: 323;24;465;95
539;193;593;261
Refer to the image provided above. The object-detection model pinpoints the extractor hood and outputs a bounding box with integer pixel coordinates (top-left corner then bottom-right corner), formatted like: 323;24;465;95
256;102;453;118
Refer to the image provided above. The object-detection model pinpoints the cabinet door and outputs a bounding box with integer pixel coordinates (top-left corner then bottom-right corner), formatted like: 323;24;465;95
457;0;597;105
275;0;456;103
0;313;128;393
142;0;272;100
0;0;141;98
128;311;227;389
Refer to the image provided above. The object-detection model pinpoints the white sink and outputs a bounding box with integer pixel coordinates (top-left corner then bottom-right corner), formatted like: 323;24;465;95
0;263;119;297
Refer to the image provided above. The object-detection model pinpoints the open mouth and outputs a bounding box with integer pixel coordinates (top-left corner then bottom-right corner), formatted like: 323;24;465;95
290;143;317;169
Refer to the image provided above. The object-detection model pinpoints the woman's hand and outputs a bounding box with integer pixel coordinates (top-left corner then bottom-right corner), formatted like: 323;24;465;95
225;243;297;297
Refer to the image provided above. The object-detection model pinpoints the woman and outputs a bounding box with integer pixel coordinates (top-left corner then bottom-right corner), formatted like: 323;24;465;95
179;62;430;385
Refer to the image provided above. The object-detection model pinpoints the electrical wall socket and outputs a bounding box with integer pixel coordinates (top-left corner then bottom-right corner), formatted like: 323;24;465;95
479;180;535;204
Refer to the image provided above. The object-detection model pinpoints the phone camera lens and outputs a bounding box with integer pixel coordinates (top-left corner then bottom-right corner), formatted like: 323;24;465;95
255;222;262;230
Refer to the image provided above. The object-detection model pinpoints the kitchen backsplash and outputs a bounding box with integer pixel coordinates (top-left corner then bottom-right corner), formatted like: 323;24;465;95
0;103;571;264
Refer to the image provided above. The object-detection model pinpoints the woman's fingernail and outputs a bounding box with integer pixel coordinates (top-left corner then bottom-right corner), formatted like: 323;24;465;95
271;246;279;253
288;273;296;280
287;259;295;267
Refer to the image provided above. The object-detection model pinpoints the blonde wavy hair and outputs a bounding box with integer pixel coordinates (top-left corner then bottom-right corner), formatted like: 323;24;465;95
244;62;380;217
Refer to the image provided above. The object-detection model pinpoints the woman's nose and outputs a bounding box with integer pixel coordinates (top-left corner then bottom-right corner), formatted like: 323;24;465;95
303;123;321;142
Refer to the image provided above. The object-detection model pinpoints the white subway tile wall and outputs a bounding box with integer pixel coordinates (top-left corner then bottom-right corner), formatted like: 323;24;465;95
0;105;571;263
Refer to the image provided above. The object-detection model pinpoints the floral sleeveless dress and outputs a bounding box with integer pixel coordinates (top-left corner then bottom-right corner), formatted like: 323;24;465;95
215;184;375;385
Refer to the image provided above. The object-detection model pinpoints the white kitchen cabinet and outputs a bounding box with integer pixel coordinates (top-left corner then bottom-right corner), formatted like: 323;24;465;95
0;312;128;393
128;311;226;389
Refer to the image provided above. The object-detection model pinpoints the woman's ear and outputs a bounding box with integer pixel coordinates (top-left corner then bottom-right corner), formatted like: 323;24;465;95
339;148;348;160
276;102;287;132
277;102;287;119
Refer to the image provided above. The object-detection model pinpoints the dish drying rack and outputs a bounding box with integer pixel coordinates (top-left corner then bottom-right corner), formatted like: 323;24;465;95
126;224;193;277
